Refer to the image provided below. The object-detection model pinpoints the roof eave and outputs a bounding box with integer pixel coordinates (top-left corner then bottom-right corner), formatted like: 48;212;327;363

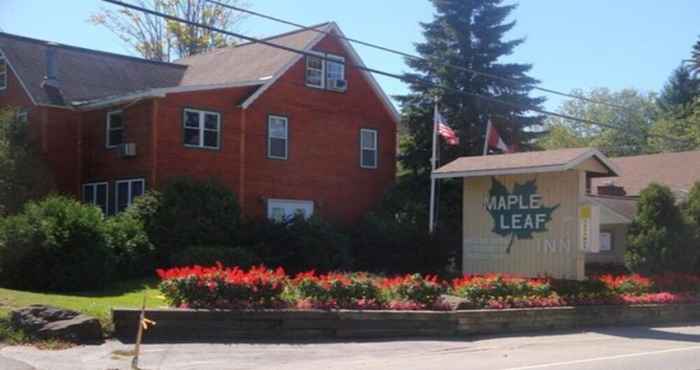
74;80;265;110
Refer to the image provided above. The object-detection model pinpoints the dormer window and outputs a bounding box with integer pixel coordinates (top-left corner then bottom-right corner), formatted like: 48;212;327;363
305;55;325;88
0;52;7;90
305;53;346;91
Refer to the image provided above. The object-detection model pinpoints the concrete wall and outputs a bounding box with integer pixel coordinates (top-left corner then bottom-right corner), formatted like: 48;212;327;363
113;305;700;342
462;170;585;279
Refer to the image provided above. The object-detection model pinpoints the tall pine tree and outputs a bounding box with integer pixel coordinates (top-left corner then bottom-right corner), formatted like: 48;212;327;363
397;0;545;179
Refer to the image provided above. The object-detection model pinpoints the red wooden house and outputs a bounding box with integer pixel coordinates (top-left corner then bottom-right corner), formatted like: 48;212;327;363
0;23;398;224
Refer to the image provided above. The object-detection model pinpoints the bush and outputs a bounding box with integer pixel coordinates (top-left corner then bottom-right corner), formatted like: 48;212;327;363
381;274;447;308
0;196;114;291
169;246;258;269
291;271;382;309
597;274;653;295
626;183;695;274
104;212;155;279
128;178;242;265
452;274;553;308
157;264;287;309
242;216;352;274
352;212;456;275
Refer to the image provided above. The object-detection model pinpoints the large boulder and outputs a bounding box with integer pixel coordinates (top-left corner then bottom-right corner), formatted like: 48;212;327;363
10;305;103;343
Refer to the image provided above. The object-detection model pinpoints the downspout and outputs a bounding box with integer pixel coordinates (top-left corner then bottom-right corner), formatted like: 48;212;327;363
239;107;247;214
151;98;160;188
76;112;83;197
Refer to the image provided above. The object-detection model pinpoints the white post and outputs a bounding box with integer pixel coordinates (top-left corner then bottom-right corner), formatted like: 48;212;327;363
483;118;492;156
429;104;439;233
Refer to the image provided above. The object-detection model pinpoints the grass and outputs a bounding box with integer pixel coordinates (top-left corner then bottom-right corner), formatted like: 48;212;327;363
0;278;166;341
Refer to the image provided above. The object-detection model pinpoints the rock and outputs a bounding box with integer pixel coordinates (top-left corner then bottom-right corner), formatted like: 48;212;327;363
10;305;103;343
441;294;475;310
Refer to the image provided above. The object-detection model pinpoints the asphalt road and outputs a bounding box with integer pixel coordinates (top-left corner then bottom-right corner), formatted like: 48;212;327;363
3;324;700;370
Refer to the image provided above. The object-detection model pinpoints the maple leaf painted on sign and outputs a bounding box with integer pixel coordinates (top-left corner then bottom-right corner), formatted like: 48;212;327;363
485;177;560;254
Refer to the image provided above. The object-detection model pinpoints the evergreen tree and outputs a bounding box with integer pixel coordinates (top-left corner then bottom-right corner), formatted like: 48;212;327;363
691;36;700;77
658;65;699;112
397;0;545;180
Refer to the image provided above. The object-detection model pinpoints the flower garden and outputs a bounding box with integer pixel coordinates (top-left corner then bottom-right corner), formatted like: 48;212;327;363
156;264;700;311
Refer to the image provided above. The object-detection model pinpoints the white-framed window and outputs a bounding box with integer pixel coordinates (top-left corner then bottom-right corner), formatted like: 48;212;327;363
115;178;145;213
268;115;288;160
360;128;378;169
83;182;109;215
305;54;325;88
267;199;314;222
183;109;220;149
326;54;346;91
106;110;124;148
0;52;6;90
600;232;612;252
305;53;347;91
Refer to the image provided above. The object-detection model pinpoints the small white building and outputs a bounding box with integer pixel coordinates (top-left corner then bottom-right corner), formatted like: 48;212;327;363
433;148;622;280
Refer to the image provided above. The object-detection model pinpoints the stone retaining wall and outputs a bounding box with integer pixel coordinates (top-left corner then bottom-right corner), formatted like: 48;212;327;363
113;304;700;342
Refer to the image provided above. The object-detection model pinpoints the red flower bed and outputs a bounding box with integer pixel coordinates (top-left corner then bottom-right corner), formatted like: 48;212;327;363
155;265;700;311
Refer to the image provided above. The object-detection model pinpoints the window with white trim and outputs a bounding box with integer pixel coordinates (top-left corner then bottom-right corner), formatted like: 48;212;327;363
305;55;325;88
268;115;288;160
184;109;220;149
115;178;145;213
326;54;346;91
267;199;314;222
360;129;378;169
0;52;6;90
305;53;347;91
83;182;109;215
106;110;124;148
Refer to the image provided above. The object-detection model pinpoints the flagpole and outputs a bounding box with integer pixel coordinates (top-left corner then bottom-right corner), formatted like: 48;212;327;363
482;118;492;156
429;103;439;233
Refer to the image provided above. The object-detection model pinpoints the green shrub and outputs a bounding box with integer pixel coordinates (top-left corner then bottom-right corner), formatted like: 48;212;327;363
352;212;456;275
169;246;258;268
242;216;352;274
291;272;382;309
0;196;114;291
626;183;695;274
128;178;242;265
382;274;447;307
104;212;155;279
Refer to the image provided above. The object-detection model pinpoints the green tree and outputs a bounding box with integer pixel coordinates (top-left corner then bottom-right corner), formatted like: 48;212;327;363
690;36;700;77
0;107;54;215
399;0;545;177
658;65;699;112
537;88;659;157
90;0;247;62
626;183;695;274
392;0;544;239
648;101;700;152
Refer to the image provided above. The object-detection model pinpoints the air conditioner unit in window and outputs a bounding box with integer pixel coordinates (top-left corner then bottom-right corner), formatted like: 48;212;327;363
330;79;347;90
119;143;136;158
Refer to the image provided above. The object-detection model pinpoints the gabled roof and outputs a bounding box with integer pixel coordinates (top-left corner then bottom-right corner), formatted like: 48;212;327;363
591;150;700;196
0;32;186;107
176;23;330;86
433;148;620;179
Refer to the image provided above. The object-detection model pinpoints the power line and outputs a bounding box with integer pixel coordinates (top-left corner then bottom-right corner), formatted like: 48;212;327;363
206;0;635;113
101;0;687;145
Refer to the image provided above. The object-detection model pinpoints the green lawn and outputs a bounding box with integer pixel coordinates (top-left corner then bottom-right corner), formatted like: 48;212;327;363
0;279;166;329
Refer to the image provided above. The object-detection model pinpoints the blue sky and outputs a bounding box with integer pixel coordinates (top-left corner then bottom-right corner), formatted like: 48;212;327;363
1;0;697;110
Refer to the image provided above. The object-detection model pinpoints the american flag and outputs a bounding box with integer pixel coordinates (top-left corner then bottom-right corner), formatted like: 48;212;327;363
434;109;459;145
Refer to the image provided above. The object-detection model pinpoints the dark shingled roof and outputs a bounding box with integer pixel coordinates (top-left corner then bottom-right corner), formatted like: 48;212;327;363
0;32;186;105
0;24;328;107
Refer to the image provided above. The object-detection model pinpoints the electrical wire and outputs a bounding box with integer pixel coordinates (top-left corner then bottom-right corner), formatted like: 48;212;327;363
101;0;688;145
206;0;635;113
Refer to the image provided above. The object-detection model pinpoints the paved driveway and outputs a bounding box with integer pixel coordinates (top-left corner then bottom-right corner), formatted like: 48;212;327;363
3;324;700;370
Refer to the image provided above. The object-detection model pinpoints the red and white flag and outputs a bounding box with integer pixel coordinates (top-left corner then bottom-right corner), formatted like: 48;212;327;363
434;109;459;146
484;119;514;154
